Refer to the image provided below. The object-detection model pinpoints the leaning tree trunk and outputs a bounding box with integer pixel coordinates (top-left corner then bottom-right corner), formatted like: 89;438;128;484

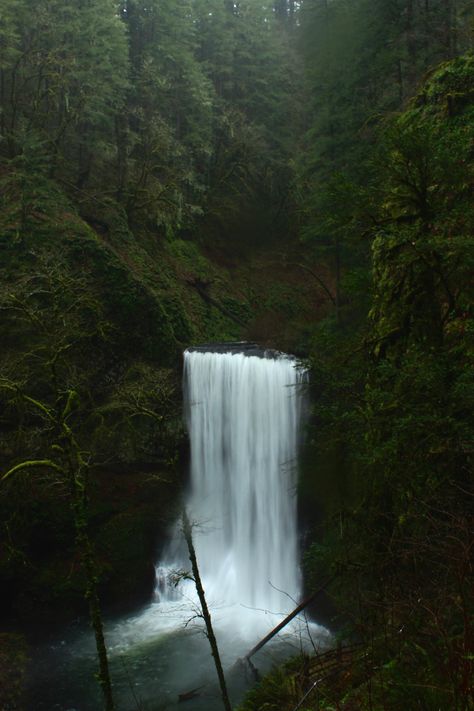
182;509;232;711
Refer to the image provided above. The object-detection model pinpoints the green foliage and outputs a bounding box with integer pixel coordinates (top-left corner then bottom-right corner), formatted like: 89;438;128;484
296;0;474;325
296;53;474;711
0;191;191;625
0;0;128;187
237;656;307;711
0;0;302;238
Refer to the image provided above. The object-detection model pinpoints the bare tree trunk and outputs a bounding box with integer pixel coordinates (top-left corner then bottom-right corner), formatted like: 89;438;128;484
76;520;115;711
0;68;5;140
182;509;232;711
446;0;458;57
64;407;115;711
335;236;341;326
115;112;128;201
397;58;404;104
405;0;418;91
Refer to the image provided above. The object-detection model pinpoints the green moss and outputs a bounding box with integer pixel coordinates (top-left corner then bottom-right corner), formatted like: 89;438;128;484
412;52;474;120
160;292;195;345
165;238;212;280
221;296;252;323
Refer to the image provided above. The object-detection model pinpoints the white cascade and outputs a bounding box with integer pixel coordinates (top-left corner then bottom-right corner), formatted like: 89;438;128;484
158;348;308;636
110;346;314;651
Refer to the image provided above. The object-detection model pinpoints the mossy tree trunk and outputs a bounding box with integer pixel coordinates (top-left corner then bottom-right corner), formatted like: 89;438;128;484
61;394;115;711
1;388;115;711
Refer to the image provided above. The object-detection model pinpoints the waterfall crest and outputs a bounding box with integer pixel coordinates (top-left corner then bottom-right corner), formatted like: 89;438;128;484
158;348;308;636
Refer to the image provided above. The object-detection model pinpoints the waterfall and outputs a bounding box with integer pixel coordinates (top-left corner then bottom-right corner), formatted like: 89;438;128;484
157;346;308;637
30;348;324;711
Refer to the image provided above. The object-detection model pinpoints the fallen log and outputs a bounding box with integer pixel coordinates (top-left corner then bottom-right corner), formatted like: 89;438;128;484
244;576;336;661
178;685;205;702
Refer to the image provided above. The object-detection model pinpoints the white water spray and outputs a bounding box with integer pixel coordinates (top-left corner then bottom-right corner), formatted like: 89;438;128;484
155;348;308;634
111;346;315;650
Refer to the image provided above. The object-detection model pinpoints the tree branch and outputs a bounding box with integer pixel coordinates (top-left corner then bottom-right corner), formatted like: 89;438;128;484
2;459;63;481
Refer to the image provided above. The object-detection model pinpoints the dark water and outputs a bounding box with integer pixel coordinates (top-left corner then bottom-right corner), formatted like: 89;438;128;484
27;603;330;711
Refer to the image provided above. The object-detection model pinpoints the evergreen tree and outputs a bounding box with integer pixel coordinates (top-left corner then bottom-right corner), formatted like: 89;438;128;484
297;0;474;324
120;0;214;229
193;0;304;242
0;0;128;189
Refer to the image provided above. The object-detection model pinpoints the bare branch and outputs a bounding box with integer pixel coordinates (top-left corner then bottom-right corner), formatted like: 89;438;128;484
2;459;63;481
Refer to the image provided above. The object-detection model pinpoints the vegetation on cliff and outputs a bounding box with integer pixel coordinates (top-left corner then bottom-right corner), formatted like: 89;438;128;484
0;0;314;629
283;53;473;711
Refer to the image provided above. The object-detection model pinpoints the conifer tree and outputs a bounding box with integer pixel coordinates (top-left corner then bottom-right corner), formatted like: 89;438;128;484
0;0;128;189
